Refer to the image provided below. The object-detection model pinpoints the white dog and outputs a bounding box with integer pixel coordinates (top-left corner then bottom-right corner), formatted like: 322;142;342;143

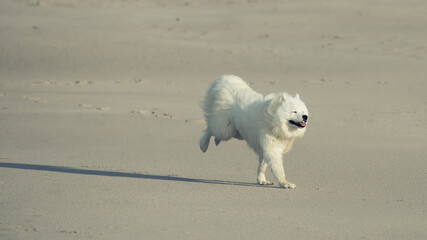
199;75;308;189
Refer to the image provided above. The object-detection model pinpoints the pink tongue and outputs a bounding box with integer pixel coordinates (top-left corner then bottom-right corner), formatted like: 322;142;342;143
300;122;307;127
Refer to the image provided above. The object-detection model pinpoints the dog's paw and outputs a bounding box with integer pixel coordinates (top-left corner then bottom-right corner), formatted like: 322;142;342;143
199;137;209;152
200;143;208;153
257;180;274;186
279;182;296;189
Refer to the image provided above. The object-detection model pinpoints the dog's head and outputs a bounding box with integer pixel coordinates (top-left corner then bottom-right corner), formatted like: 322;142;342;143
265;93;309;139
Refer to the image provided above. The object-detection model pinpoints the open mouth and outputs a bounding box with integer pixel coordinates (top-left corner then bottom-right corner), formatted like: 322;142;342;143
289;120;307;128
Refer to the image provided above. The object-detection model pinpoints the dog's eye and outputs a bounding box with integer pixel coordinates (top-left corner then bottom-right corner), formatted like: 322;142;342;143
292;111;297;113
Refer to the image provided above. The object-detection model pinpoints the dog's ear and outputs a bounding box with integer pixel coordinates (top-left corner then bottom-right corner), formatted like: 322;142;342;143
268;93;286;110
264;93;276;100
265;93;286;102
277;93;287;103
295;93;300;100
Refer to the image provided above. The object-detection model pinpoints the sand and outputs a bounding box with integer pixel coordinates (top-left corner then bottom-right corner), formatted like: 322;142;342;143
1;0;426;239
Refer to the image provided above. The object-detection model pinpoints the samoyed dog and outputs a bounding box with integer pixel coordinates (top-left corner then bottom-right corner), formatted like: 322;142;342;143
199;75;308;189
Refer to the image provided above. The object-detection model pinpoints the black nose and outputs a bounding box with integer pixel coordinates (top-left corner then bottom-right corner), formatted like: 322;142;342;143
302;115;308;122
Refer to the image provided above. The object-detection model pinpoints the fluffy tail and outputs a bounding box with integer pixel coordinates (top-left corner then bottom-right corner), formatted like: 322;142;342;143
200;75;246;152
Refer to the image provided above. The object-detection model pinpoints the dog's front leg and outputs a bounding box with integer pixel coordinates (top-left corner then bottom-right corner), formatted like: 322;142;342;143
262;143;296;189
257;157;273;185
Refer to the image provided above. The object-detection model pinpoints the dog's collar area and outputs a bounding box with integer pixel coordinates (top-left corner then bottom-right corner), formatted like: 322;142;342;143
289;120;307;128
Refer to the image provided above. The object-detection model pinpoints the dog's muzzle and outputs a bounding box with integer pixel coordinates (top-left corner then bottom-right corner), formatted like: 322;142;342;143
289;115;308;128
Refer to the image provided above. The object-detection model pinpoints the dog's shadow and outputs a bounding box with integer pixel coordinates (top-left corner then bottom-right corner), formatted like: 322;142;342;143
0;162;276;189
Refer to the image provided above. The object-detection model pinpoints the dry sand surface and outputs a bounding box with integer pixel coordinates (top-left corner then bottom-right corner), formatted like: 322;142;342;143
1;0;426;239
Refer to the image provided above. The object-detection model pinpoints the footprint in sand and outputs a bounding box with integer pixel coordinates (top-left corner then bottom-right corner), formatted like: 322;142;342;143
22;97;48;104
115;78;149;84
60;230;78;234
131;110;148;114
132;109;205;123
150;110;172;119
131;109;173;119
78;103;94;108
14;224;39;232
73;80;94;85
184;118;205;124
31;80;57;86
78;104;111;111
96;106;112;111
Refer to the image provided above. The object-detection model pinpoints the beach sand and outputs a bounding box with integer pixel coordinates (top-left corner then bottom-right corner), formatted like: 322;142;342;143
1;0;426;239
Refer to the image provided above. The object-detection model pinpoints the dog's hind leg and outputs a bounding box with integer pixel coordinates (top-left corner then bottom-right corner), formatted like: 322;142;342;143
214;127;241;146
200;128;212;152
234;130;243;140
211;121;236;146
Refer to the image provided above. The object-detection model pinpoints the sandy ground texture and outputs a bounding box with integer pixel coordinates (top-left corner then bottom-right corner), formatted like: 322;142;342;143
1;0;427;239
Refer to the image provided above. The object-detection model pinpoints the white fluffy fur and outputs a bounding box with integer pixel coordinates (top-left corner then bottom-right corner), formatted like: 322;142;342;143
200;75;309;189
